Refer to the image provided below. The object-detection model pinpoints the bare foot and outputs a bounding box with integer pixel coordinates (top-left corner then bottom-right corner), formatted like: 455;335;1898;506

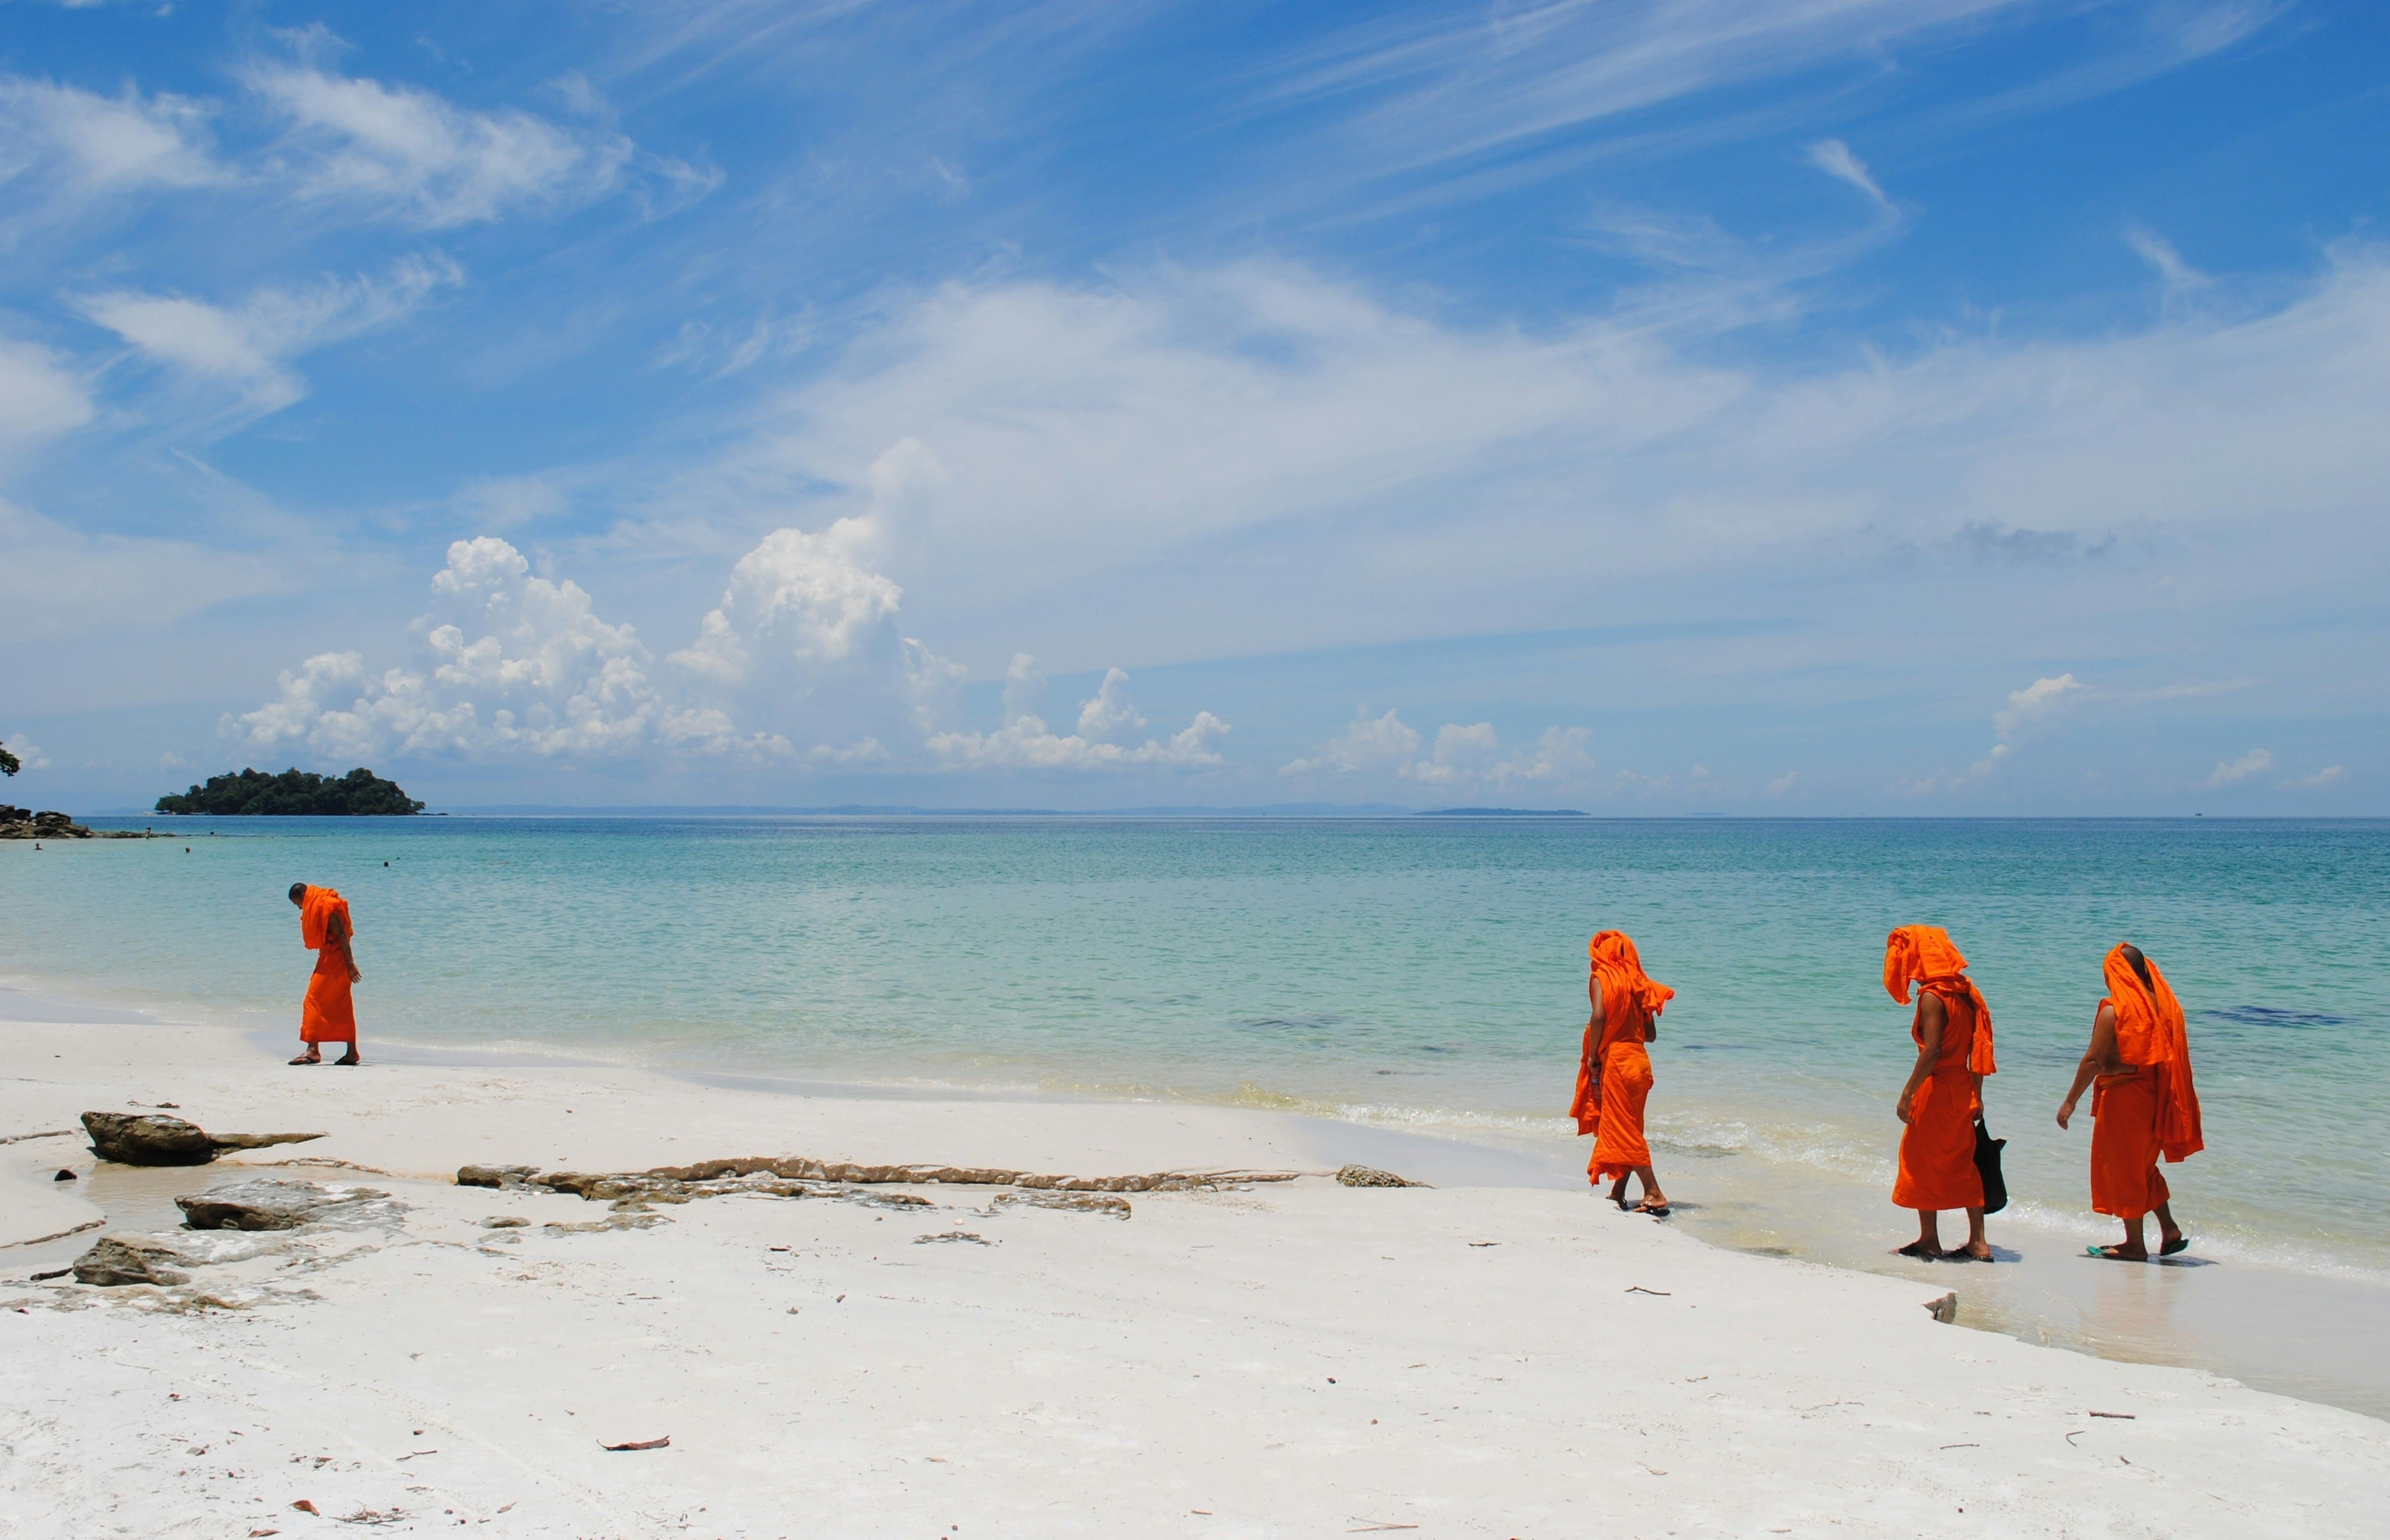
333;1051;361;1067
1951;1242;1993;1262
1636;1197;1671;1218
1895;1239;1943;1260
2089;1242;2148;1261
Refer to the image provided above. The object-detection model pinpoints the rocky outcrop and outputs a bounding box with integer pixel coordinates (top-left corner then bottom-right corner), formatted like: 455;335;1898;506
455;1164;540;1189
71;1235;193;1286
0;806;145;840
176;1177;388;1231
1336;1164;1428;1188
82;1111;324;1167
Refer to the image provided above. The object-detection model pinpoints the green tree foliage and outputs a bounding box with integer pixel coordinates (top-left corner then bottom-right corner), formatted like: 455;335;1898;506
155;766;424;816
0;741;18;777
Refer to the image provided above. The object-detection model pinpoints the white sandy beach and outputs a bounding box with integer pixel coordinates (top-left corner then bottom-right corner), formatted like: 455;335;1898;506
5;999;2387;1539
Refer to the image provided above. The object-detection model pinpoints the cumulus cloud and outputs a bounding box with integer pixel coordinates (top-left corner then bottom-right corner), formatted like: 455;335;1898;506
247;45;633;228
2278;764;2343;791
1992;673;2089;737
1282;709;1593;798
1281;707;1421;775
928;666;1228;771
230;536;777;762
78;254;461;418
2201;747;2272;788
672;516;904;684
1804;138;1892;210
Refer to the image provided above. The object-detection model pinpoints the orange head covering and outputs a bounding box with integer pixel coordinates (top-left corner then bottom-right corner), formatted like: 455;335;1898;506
2104;944;2203;1162
1588;930;1674;1021
299;885;352;951
1572;930;1674;1137
1883;925;1995;1076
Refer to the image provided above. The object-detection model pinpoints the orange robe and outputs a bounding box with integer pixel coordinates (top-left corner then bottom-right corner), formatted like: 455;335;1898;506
1570;931;1674;1185
2090;945;2202;1219
1884;926;1995;1212
299;886;357;1046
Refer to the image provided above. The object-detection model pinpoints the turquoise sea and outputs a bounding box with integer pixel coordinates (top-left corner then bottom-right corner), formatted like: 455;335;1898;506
7;816;2388;1404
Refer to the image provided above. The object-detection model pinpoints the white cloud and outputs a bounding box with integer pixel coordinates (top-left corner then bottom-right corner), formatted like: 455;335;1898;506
2201;747;2273;788
0;495;287;644
0;337;95;454
1765;770;1799;796
246;47;633;228
78;254;461;418
1001;652;1047;724
1;731;51;773
0;77;223;200
451;473;569;530
2278;764;2344;791
1282;707;1422;775
928;670;1228;771
2125;224;2209;299
1992;673;2089;736
230;536;779;763
1284;710;1591;798
1804;139;1892;210
671;515;904;684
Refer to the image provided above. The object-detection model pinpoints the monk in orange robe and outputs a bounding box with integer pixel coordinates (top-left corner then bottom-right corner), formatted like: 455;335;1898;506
1570;931;1676;1215
289;882;361;1066
1883;925;1996;1261
2057;942;2202;1260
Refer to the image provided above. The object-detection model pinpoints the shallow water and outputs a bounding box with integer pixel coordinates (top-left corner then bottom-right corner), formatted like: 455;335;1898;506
6;816;2387;1403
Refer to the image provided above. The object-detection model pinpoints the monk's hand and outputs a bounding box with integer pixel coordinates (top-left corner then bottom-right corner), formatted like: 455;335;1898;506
1895;1088;1915;1125
2055;1099;2074;1131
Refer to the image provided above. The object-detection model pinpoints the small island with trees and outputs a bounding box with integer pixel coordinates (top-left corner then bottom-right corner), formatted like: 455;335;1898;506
156;766;426;816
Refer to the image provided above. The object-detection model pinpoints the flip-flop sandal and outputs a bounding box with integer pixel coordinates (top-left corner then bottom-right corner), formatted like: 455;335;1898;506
333;1057;360;1067
2159;1235;2189;1256
1945;1249;1993;1263
1637;1203;1671;1218
1895;1241;1941;1260
288;1055;319;1065
2086;1244;2146;1261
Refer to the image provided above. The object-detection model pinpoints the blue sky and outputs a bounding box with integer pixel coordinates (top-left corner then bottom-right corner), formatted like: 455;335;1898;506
3;0;2384;811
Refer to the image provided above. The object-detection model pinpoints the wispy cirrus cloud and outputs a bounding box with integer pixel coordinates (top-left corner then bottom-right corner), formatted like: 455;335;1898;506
77;254;462;421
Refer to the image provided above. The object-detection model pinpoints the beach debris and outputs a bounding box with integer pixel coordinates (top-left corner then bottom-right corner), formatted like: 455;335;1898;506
480;1216;529;1228
915;1230;992;1245
1625;1286;1671;1296
1336;1165;1427;1188
1922;1292;1959;1323
2087;1410;2136;1419
990;1190;1131;1219
292;1499;321;1514
70;1234;194;1286
177;1178;389;1232
29;1267;72;1281
544;1209;670;1235
455;1164;540;1190
1346;1520;1420;1532
80;1111;325;1167
54;1168;75;1181
334;1506;406;1525
0;1128;76;1146
601;1435;670;1451
467;1156;1298;1195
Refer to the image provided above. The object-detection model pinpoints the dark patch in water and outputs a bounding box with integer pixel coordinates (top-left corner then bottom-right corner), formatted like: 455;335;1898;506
1237;1014;1348;1032
2197;1005;2349;1029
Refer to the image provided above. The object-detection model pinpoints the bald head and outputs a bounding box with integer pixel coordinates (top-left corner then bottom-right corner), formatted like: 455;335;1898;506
289;882;308;905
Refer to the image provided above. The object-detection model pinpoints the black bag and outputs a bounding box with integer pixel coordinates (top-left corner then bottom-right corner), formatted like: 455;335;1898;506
1973;1116;2008;1215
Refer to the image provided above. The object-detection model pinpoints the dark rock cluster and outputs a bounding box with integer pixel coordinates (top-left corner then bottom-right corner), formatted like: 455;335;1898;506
0;805;143;840
81;1111;325;1166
